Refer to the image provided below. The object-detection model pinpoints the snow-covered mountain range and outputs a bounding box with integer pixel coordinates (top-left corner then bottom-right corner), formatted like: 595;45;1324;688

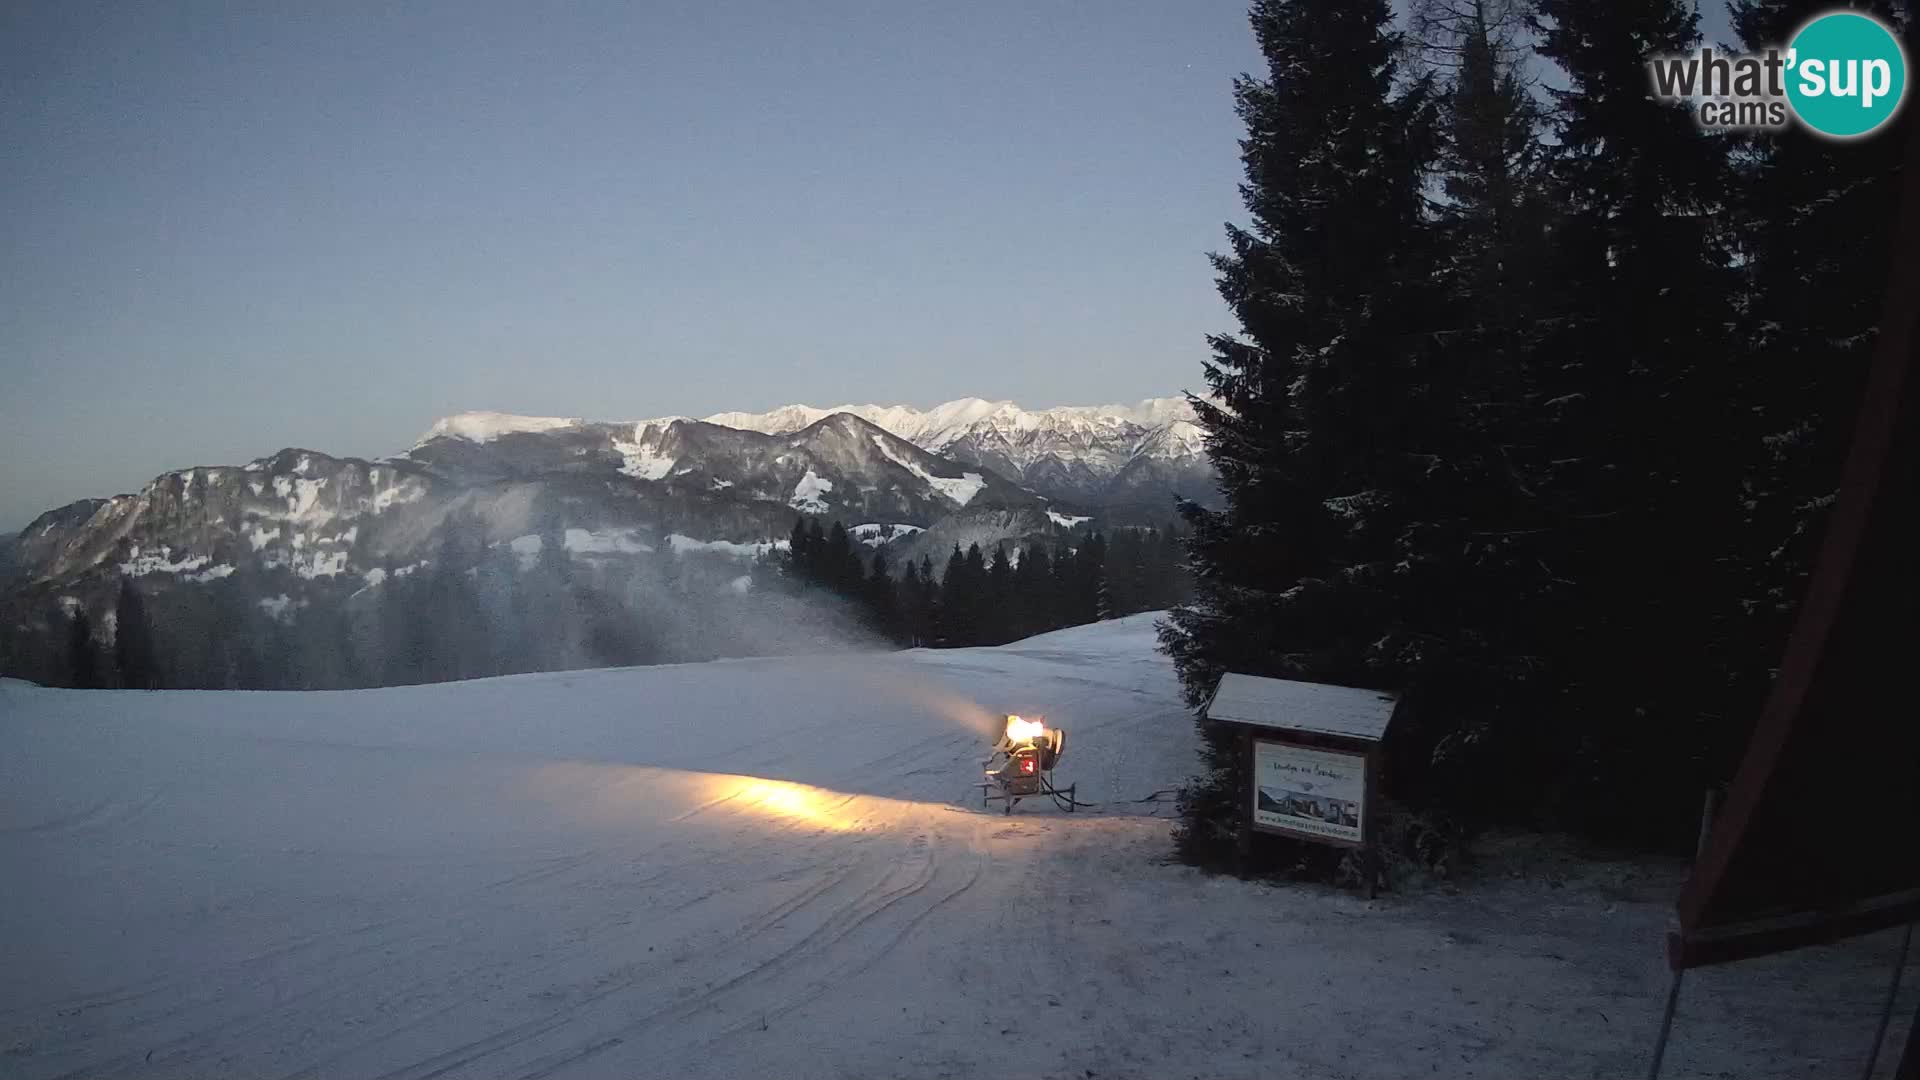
8;411;1048;597
0;396;1214;674
706;397;1209;508
405;410;1041;524
419;396;1212;511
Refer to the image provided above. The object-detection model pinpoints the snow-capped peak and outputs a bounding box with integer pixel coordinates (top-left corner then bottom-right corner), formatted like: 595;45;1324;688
418;411;584;446
692;396;1209;506
703;404;839;433
700;396;1197;451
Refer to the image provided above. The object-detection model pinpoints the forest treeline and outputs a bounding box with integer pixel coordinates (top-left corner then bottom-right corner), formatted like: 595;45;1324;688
781;518;1188;647
34;513;1188;692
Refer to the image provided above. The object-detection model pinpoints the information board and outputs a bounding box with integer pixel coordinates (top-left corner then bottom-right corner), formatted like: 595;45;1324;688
1251;739;1367;845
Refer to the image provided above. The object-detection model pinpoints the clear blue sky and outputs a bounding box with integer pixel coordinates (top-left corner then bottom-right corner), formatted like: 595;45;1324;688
0;2;1738;531
0;0;1263;528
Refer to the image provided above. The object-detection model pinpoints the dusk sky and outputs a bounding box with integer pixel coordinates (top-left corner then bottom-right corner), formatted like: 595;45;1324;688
0;1;1264;529
1;1;1739;531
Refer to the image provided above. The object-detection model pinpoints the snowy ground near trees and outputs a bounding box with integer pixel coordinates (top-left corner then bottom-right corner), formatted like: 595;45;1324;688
2;614;1912;1079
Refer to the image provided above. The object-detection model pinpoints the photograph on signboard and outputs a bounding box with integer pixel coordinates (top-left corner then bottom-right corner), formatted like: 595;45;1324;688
1253;740;1366;844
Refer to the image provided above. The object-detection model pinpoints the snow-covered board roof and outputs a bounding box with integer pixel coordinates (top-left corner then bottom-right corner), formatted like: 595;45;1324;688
1204;673;1398;742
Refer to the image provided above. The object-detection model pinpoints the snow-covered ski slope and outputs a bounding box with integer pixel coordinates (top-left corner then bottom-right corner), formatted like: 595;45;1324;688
2;614;1910;1079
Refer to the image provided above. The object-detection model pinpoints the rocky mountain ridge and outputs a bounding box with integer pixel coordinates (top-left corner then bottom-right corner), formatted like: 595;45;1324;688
423;395;1215;510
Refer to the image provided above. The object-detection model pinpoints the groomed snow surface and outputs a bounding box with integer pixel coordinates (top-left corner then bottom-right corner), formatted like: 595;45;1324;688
2;615;1912;1079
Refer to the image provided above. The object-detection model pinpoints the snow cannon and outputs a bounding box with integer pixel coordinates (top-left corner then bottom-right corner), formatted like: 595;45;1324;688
979;714;1076;814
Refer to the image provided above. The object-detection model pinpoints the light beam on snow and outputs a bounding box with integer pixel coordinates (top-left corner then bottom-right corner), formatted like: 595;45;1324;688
518;762;917;835
729;778;862;832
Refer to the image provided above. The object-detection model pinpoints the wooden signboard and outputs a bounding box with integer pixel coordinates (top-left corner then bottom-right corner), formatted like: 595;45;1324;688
1203;673;1399;890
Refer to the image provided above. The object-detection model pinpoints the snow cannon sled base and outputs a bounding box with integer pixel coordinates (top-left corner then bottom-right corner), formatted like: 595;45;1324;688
979;714;1076;814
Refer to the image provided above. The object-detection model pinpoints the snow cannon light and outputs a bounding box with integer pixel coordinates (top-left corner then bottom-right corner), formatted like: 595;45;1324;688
981;714;1073;814
1004;714;1047;743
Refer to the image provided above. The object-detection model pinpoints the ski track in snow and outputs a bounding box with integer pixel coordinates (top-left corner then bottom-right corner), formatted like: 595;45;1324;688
0;616;1910;1079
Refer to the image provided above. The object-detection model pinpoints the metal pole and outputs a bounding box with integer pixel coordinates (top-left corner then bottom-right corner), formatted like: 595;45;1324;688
1696;788;1720;859
1648;789;1718;1080
1897;994;1920;1080
1864;922;1915;1080
1647;967;1685;1080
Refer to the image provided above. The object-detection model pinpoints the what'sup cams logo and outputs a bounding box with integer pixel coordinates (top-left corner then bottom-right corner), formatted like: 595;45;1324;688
1648;10;1908;138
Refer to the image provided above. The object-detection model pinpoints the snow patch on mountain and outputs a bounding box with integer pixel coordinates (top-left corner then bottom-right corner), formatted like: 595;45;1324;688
928;471;984;506
667;534;787;558
268;476;332;524
791;470;834;514
503;535;544;569
563;528;653;556
372;477;426;514
1048;511;1093;528
257;594;306;622
289;550;350;580
848;523;924;548
119;546;212;578
612;423;677;481
868;435;984;507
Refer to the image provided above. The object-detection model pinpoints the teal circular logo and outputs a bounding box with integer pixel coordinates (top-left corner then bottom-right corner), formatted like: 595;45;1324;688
1786;12;1908;138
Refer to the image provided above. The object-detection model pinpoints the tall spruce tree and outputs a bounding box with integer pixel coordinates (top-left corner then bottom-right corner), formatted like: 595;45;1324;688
915;554;939;645
940;545;968;645
807;521;828;580
866;551;900;643
1014;544;1051;640
956;544;989;644
66;608;99;689
1158;0;1441;866
1076;533;1109;625
419;512;493;683
1530;0;1744;842
787;517;814;583
824;521;861;598
1374;0;1559;817
114;579;160;689
1420;0;1546;322
986;545;1014;642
